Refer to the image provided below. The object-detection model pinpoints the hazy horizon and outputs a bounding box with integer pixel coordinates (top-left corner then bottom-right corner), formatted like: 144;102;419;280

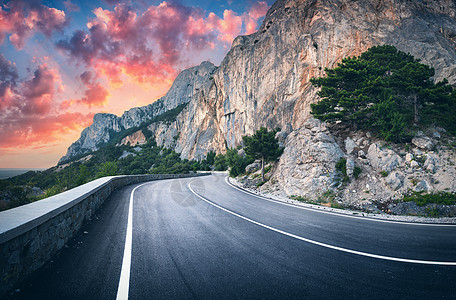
0;168;47;180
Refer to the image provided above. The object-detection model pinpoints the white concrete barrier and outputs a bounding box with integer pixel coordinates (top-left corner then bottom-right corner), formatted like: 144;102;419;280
0;173;208;296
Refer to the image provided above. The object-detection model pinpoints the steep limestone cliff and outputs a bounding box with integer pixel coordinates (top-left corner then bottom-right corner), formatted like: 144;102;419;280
148;0;456;160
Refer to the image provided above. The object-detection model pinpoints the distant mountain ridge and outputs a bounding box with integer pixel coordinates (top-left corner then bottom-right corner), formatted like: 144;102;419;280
59;61;216;163
61;0;456;163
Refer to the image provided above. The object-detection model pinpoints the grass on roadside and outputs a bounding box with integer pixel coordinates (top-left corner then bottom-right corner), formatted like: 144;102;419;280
403;192;456;207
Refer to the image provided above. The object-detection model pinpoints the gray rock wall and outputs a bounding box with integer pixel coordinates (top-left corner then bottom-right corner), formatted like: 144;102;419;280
272;118;345;198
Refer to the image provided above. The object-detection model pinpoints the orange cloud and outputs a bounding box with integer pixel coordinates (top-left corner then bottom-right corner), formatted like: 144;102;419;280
0;112;94;149
61;71;110;109
80;82;109;107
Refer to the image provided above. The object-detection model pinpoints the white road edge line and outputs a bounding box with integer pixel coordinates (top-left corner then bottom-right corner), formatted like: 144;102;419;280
116;182;151;300
225;176;455;227
189;183;456;266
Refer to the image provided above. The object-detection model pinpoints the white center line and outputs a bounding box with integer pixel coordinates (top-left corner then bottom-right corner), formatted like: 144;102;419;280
116;182;150;300
189;182;456;266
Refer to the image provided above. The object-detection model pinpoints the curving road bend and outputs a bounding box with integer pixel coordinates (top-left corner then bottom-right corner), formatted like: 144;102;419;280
9;174;456;299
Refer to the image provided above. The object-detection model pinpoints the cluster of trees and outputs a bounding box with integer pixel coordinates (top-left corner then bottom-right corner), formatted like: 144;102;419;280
201;148;254;177
310;45;456;142
201;127;283;180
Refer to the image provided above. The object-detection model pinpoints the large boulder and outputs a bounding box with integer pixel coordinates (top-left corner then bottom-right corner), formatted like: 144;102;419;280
412;135;434;150
367;143;402;173
423;154;438;173
385;172;404;191
271;118;344;198
245;160;261;173
414;180;430;192
344;137;357;155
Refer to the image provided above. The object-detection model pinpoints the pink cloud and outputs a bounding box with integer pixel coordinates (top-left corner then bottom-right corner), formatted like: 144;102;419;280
206;1;270;41
0;1;66;49
209;10;243;43
244;1;270;35
248;1;270;20
0;61;95;149
0;54;18;100
56;3;186;86
56;1;270;89
20;65;59;114
1;63;61;115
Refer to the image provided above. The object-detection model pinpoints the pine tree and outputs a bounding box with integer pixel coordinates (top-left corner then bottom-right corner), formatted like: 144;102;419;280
242;127;283;181
310;45;455;141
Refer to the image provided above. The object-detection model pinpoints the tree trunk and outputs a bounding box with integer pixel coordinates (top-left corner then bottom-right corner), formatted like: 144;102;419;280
413;93;419;124
261;157;265;182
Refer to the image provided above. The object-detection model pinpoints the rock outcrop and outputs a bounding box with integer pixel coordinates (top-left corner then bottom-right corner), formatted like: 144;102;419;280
118;130;147;147
270;119;345;198
252;120;456;214
59;113;123;163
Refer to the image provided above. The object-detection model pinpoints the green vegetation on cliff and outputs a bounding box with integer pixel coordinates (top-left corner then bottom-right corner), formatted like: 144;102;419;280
1;127;279;211
311;45;456;142
107;103;189;147
403;192;456;207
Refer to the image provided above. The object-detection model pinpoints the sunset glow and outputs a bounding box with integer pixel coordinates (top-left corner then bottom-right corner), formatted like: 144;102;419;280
0;0;271;168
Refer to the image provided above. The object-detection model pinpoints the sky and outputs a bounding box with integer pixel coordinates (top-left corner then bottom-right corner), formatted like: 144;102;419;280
0;0;273;168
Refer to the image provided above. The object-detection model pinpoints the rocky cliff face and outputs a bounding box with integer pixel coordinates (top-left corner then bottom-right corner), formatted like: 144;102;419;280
146;0;456;160
59;61;216;163
62;0;456;163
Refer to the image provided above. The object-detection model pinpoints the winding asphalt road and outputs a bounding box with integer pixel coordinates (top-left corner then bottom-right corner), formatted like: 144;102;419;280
9;174;456;299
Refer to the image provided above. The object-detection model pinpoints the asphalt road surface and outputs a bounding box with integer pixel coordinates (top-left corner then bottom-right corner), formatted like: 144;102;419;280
9;174;456;299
